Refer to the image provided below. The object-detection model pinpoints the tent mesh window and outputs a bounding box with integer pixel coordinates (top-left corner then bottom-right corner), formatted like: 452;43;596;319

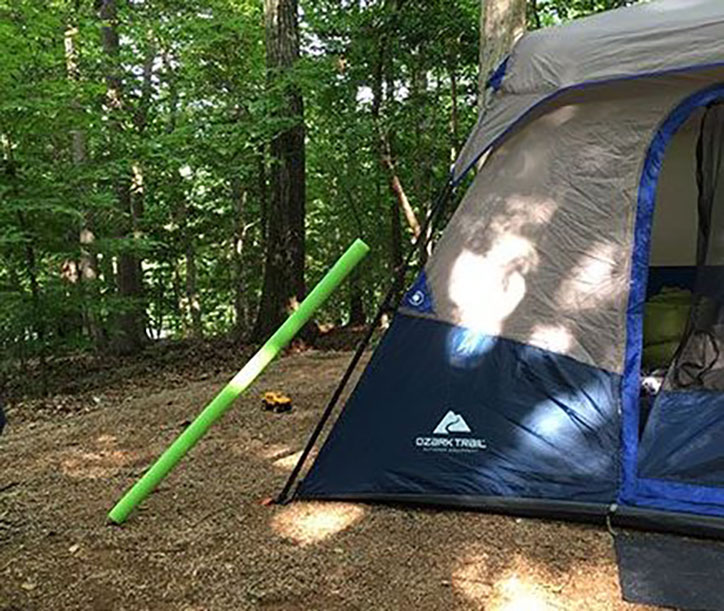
667;103;724;392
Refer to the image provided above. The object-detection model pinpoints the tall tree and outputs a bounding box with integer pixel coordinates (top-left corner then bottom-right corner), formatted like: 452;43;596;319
97;0;148;354
479;0;526;109
64;18;105;349
253;0;306;340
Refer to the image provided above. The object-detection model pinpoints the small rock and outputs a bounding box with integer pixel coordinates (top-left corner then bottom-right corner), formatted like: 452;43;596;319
69;544;80;554
21;581;36;591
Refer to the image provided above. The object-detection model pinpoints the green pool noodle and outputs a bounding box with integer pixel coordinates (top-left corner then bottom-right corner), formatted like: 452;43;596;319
108;239;370;524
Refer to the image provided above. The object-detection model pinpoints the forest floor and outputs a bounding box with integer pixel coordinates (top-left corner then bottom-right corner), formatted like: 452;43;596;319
0;344;652;610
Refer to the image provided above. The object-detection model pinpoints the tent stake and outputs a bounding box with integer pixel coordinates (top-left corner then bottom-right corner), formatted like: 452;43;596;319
108;239;370;525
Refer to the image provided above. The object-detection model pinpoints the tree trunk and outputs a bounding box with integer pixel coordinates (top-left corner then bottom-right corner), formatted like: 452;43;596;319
23;232;48;396
253;0;306;341
98;0;148;354
448;52;460;162
411;51;433;265
389;191;403;302
257;145;269;248
371;18;404;305
154;266;164;340
380;136;421;240
373;6;421;243
348;268;366;327
174;195;202;340
65;22;105;349
479;0;527;111
232;176;250;339
185;233;202;339
172;260;183;336
79;227;105;347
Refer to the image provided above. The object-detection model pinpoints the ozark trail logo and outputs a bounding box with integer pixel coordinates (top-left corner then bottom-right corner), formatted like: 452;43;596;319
415;410;487;452
432;410;471;434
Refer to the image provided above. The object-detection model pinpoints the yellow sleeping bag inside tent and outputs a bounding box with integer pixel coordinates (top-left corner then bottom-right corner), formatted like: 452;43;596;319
643;288;692;369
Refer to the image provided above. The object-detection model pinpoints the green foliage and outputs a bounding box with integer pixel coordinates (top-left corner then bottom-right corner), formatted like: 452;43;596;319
0;0;644;393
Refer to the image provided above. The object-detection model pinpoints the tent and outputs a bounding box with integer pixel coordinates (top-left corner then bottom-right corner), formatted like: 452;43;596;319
292;0;724;536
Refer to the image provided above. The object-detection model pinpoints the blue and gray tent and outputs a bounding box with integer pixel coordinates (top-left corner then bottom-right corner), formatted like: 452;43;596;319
288;0;724;536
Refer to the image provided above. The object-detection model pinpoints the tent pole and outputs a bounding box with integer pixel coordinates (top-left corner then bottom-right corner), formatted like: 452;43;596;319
276;179;455;504
108;239;370;524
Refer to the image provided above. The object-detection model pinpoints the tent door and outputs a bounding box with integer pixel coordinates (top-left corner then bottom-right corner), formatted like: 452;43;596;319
637;102;724;489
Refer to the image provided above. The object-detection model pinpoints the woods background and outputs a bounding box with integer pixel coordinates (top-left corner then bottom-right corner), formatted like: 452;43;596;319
0;0;640;397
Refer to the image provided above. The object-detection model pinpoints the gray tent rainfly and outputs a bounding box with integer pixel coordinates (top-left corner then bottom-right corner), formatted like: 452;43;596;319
288;0;724;538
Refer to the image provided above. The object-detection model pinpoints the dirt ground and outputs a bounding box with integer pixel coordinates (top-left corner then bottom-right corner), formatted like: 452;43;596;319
0;349;653;610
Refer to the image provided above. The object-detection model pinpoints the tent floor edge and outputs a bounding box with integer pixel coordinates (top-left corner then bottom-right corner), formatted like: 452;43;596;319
295;492;724;540
612;505;724;541
297;492;609;524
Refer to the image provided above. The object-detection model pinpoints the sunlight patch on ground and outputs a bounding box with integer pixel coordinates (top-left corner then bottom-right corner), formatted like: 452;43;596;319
490;574;557;611
451;553;493;602
246;442;317;471
272;449;317;472
60;448;144;479
257;443;292;460
270;501;366;546
95;434;118;447
452;553;560;610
